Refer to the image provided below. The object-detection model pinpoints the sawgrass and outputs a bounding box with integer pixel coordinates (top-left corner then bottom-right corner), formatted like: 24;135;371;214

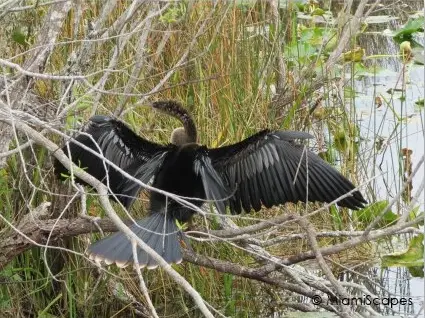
0;0;421;317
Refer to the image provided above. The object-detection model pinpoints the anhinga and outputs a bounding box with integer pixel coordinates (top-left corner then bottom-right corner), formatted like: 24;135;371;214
54;100;367;268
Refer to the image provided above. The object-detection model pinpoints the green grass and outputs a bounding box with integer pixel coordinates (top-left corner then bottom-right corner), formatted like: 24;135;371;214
0;0;423;317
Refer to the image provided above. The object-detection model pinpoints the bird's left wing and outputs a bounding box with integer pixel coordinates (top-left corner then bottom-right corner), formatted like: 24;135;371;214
208;130;367;214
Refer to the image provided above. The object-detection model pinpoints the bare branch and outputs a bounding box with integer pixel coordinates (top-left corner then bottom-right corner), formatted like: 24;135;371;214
0;116;215;318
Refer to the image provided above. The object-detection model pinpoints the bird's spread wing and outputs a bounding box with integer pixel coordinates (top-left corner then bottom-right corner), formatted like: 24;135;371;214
208;130;367;214
56;115;172;207
193;151;233;214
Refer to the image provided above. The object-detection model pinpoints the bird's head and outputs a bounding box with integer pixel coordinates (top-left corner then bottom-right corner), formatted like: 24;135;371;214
171;127;195;145
151;100;197;145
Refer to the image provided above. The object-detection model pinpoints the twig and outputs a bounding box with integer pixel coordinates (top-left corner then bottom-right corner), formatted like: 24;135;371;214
132;240;159;318
298;217;353;317
364;156;424;234
1;116;215;318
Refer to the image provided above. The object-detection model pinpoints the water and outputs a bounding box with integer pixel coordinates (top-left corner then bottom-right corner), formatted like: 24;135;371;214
356;20;424;208
286;1;424;316
348;2;424;316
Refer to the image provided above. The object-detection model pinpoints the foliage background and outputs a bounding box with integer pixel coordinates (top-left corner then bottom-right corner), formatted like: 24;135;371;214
0;1;423;317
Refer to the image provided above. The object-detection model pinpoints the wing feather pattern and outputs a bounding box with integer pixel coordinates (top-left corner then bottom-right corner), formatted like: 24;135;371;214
194;152;233;214
55;115;172;207
208;130;367;214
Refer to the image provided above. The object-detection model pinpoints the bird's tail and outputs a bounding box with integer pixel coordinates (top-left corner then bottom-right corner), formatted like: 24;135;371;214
87;213;186;269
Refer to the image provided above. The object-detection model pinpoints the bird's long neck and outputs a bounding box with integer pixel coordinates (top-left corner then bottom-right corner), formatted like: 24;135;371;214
152;100;197;143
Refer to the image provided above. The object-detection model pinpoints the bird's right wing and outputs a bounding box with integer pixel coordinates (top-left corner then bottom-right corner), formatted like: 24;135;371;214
208;130;367;214
55;115;173;207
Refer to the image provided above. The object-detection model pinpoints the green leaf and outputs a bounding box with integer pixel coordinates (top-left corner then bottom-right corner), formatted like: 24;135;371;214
311;8;325;16
415;98;424;107
127;112;137;131
343;48;365;62
381;234;424;277
354;200;398;229
175;219;188;230
114;282;127;301
393;17;425;46
65;114;83;130
223;273;236;316
37;311;58;318
333;128;348;152
408;266;424;277
76;99;92;111
295;2;306;12
159;3;186;24
408;206;424;227
11;28;26;46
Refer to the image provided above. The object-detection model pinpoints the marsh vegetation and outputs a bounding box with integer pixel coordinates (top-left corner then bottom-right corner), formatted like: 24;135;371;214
0;0;423;317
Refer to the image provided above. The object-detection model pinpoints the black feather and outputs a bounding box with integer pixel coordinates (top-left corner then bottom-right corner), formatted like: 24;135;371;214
55;102;367;270
54;116;170;208
209;129;367;213
88;213;182;268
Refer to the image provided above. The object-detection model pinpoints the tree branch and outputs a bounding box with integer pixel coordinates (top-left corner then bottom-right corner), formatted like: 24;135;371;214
0;116;215;318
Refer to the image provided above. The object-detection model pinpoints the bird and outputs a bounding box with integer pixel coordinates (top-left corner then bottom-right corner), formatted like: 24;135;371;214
54;100;367;269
